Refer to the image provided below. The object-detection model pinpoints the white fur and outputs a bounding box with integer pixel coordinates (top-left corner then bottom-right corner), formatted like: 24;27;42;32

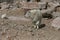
25;9;42;29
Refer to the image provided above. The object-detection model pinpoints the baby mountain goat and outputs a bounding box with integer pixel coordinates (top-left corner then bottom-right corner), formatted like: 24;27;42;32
25;9;45;29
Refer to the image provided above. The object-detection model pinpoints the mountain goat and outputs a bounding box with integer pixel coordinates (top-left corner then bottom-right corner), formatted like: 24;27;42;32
25;9;45;29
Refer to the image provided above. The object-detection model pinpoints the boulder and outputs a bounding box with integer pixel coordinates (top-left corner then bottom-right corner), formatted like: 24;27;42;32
0;2;9;10
51;17;60;30
52;12;60;18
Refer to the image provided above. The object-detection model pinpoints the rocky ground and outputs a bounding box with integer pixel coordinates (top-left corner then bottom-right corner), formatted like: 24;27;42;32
0;8;60;40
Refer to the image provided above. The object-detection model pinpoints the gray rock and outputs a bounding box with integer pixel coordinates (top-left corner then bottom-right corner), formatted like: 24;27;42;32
0;2;10;10
38;2;47;9
51;17;60;30
52;12;60;18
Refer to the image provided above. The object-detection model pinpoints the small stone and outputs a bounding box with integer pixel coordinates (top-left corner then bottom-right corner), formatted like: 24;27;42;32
1;14;8;19
29;30;33;32
1;32;6;35
32;33;34;36
0;28;2;31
